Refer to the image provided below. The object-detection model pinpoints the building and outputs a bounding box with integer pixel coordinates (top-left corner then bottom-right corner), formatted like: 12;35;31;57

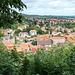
17;44;33;53
19;32;29;37
18;24;29;31
37;34;65;46
52;31;61;36
41;27;47;32
49;37;65;44
29;30;37;36
3;42;14;50
2;28;13;35
37;39;52;47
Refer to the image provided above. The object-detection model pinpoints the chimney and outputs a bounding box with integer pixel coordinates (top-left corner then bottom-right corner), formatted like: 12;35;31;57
28;45;31;51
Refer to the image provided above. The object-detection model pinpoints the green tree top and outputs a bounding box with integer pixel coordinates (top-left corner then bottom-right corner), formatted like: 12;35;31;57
0;0;27;27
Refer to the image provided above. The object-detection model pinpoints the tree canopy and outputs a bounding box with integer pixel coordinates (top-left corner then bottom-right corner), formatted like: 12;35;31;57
0;42;75;75
0;0;27;27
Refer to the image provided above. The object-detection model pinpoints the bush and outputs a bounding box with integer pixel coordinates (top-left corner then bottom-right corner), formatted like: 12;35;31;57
0;42;75;75
31;41;37;45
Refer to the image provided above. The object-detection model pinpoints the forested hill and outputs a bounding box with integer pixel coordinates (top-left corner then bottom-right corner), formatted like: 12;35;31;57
21;13;75;19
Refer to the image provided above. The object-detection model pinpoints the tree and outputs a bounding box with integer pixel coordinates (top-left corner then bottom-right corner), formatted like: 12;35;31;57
31;41;37;45
0;42;7;50
64;29;67;33
0;30;4;37
0;0;27;27
37;28;44;34
20;57;30;75
15;29;21;35
57;29;59;32
0;50;17;75
15;36;17;44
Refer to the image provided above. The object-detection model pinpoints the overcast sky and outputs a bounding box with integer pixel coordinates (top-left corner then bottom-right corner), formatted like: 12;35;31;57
21;0;75;16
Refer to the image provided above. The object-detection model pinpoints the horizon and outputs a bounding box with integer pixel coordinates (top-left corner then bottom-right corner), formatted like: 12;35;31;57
20;0;75;16
21;13;75;17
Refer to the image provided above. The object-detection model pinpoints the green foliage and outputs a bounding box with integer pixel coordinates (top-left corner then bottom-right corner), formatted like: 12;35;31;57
23;27;32;33
20;57;30;75
39;22;44;26
15;37;17;44
0;42;75;75
37;28;46;34
50;29;53;34
0;0;27;28
71;29;75;33
64;29;67;33
0;42;7;50
57;29;59;32
0;50;16;75
61;22;75;29
31;41;37;45
0;30;4;37
15;29;21;35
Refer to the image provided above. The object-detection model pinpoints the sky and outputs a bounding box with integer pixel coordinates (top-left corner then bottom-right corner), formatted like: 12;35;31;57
21;0;75;16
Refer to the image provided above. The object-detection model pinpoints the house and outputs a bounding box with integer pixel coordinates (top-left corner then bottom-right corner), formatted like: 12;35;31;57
41;27;47;32
34;37;38;41
3;42;14;50
29;30;37;36
65;28;72;33
37;32;64;47
19;32;29;37
49;37;65;44
37;39;52;47
37;34;52;47
19;37;25;41
2;36;15;44
66;37;75;43
31;48;37;54
16;36;20;40
17;44;33;53
18;24;29;31
52;31;61;36
16;43;45;54
2;28;13;35
36;24;40;27
60;33;64;36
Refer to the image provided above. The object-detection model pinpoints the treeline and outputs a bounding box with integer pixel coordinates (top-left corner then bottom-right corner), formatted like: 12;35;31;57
54;22;75;29
62;22;75;29
0;42;75;75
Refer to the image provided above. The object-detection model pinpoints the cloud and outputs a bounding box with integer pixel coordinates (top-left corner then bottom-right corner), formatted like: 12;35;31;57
21;0;75;16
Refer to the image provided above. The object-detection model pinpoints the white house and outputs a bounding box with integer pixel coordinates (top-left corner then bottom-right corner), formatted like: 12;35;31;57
29;30;37;36
52;31;61;36
19;32;29;37
19;37;25;41
49;37;65;44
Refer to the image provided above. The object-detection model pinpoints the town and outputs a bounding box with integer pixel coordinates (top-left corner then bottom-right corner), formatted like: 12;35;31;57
1;16;75;54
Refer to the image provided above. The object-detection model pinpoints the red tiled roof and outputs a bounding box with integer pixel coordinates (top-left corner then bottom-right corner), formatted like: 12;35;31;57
30;30;36;32
49;37;65;40
66;37;74;42
31;48;37;52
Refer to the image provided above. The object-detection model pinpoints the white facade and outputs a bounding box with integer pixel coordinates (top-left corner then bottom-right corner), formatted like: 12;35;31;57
52;32;61;36
19;32;28;37
52;39;65;44
29;31;37;36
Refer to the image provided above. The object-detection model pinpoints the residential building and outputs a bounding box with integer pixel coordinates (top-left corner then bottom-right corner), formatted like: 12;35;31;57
29;30;37;36
19;32;29;37
3;42;14;50
49;37;65;44
18;24;29;31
